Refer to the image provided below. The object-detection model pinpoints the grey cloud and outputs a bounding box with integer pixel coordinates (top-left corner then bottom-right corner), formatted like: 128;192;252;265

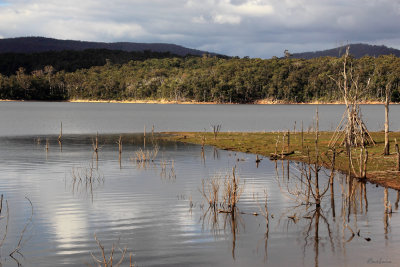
0;0;399;58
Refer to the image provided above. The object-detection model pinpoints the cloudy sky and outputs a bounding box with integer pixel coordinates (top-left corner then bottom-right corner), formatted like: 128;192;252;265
0;0;399;58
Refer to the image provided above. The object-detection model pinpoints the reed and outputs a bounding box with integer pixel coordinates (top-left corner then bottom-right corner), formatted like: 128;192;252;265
88;234;131;267
200;167;244;212
200;176;221;208
133;145;159;163
222;167;244;212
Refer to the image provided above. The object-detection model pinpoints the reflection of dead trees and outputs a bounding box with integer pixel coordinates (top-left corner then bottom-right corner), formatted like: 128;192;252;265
255;190;270;262
199;167;244;260
383;188;392;242
201;135;206;163
329;149;336;218
213;147;219;160
301;206;334;267
71;163;104;201
287;143;332;207
159;159;176;180
199;203;243;261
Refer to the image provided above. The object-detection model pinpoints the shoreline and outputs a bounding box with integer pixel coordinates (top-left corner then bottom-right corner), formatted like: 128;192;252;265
0;98;396;105
161;131;400;191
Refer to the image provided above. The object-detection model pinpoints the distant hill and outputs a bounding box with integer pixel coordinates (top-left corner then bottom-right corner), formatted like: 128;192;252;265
0;36;218;56
291;43;400;59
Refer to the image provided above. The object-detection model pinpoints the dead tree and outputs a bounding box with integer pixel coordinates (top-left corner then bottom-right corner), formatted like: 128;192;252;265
384;82;392;155
329;46;375;148
211;124;222;140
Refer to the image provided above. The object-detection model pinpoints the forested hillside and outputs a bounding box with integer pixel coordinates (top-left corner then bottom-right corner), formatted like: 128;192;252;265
0;49;190;76
291;43;400;59
0;37;217;56
0;53;399;103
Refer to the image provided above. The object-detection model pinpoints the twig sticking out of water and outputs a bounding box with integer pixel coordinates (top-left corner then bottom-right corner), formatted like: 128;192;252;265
92;132;99;153
9;197;33;257
200;175;221;208
88;234;131;267
0;194;10;248
133;145;159;163
117;135;122;167
35;137;41;145
58;121;63;143
222;167;244;212
143;125;146;149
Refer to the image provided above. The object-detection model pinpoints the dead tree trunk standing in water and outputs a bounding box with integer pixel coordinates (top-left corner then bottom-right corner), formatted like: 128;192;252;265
384;82;392;155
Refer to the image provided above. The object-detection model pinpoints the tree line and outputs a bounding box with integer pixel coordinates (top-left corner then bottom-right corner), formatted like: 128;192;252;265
0;51;399;103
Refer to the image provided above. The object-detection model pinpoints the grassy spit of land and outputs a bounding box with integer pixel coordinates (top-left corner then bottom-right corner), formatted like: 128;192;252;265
161;131;400;190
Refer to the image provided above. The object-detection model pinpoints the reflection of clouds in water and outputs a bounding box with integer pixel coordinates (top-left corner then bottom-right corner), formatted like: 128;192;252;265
51;204;89;254
1;135;400;266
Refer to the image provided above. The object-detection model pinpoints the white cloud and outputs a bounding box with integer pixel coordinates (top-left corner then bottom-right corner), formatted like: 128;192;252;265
213;14;241;24
230;1;274;16
192;16;207;24
0;0;399;57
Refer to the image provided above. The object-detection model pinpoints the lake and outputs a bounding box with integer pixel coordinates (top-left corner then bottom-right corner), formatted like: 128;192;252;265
0;102;399;136
0;102;399;266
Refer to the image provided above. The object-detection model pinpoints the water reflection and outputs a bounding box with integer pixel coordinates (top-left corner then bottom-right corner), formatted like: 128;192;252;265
272;154;390;267
0;135;399;266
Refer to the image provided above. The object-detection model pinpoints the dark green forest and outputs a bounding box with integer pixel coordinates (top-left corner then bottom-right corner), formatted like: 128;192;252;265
0;50;399;103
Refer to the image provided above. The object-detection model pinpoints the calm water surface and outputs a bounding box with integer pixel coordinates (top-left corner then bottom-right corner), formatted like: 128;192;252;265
0;102;399;136
0;134;398;267
0;102;399;266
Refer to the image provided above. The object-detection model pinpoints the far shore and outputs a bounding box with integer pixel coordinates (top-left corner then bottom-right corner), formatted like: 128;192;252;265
0;98;397;105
